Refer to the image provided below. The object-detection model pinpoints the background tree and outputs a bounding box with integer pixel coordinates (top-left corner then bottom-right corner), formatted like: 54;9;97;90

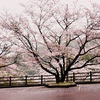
0;39;17;68
0;0;100;83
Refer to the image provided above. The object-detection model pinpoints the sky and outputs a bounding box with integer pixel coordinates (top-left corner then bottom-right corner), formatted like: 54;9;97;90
0;0;100;14
0;0;30;13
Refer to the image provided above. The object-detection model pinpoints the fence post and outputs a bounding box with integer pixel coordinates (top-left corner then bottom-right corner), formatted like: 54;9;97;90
90;71;92;82
41;75;43;85
73;73;75;82
25;76;27;86
9;76;12;86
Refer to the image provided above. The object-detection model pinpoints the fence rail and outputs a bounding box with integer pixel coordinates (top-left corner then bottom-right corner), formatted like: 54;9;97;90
0;71;100;87
69;71;100;83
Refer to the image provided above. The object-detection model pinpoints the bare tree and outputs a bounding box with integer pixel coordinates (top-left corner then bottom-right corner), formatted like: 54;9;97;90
0;0;100;83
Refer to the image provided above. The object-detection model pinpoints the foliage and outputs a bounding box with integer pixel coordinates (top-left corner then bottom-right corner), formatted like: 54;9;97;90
81;54;92;61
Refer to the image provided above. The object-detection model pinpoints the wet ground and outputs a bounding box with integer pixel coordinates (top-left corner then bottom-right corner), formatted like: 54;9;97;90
0;84;100;100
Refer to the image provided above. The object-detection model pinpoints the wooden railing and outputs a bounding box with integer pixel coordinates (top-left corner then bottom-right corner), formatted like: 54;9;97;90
0;75;56;87
67;71;100;83
0;71;100;87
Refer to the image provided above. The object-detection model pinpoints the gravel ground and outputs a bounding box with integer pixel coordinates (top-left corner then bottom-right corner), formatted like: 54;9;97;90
0;84;100;100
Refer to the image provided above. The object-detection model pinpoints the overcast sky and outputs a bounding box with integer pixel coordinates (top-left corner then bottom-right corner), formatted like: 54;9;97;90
0;0;100;14
0;0;30;13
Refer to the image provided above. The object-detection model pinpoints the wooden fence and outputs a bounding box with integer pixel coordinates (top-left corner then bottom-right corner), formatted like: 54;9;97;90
0;75;56;87
0;71;100;87
70;71;100;83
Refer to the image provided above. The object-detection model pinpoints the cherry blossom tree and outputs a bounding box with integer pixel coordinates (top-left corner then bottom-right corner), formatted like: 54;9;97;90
0;39;17;69
0;0;100;83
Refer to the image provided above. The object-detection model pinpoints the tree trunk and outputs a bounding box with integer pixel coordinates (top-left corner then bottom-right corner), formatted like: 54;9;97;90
60;75;65;82
55;75;60;83
55;74;66;83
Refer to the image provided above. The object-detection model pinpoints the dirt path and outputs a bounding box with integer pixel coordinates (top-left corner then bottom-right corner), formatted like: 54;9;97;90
0;84;100;100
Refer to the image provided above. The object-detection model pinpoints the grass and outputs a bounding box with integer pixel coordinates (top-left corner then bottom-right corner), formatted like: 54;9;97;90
45;82;76;87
